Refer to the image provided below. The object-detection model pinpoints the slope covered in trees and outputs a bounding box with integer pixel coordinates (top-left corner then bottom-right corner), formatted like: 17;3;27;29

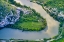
0;0;16;21
0;0;47;31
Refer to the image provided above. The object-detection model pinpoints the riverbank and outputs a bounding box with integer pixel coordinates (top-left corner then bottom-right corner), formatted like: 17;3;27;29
0;39;44;42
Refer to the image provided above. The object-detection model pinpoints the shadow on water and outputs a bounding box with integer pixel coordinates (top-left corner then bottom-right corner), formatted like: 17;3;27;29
0;24;48;32
0;27;4;30
44;26;48;32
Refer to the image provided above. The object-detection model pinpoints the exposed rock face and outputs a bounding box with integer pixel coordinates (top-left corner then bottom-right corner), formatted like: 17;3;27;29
44;6;64;20
0;0;21;27
0;8;21;27
0;0;32;27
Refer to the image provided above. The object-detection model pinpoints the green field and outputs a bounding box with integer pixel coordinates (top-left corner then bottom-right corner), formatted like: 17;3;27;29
19;22;43;31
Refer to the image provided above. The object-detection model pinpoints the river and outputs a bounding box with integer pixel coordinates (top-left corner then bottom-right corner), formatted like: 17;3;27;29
0;0;59;40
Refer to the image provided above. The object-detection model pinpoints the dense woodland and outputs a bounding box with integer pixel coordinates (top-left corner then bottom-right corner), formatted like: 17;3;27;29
0;0;17;21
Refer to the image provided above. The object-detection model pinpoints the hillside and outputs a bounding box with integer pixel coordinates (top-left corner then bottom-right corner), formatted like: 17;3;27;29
0;0;47;31
0;0;20;27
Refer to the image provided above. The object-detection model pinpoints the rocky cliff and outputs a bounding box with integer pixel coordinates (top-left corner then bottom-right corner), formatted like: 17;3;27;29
0;0;21;27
